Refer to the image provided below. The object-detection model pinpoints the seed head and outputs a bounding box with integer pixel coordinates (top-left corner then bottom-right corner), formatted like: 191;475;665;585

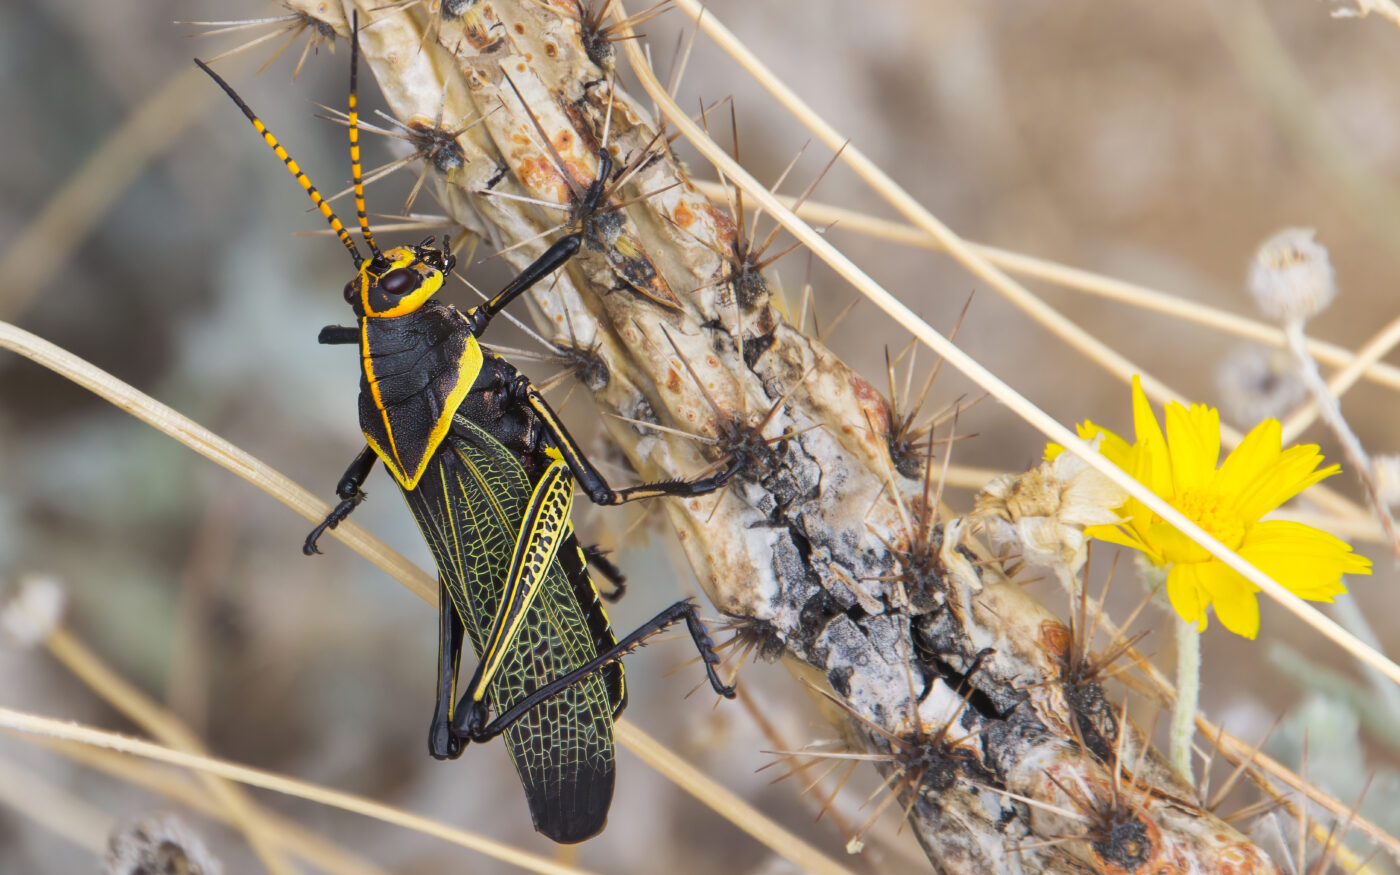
1216;344;1304;427
104;813;222;875
1247;228;1336;323
0;573;66;650
1374;454;1400;508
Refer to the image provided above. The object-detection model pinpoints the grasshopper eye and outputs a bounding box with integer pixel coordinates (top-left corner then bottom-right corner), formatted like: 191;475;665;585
343;279;359;304
380;267;419;296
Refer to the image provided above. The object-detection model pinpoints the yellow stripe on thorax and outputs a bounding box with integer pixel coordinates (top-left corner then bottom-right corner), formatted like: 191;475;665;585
361;320;405;475
361;327;485;492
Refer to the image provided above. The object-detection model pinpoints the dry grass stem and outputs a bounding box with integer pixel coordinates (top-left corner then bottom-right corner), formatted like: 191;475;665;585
949;468;1389;549
0;708;595;875
688;179;1400;397
669;0;1379;533
1283;321;1400;557
1080;598;1400;864
1280;313;1400;442
43;627;296;875
0;320;437;605
11;0;1392;869
615;2;1400;689
28;737;393;875
0;319;848;873
616;723;856;875
0;754;114;854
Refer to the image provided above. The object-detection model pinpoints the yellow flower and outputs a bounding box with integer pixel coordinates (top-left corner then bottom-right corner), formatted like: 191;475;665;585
1050;376;1371;638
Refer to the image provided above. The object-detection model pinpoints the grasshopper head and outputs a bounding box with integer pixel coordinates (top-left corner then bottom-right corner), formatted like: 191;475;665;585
346;238;457;319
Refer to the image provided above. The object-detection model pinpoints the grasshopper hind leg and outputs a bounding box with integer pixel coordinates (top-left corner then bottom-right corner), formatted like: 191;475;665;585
455;597;735;745
429;579;468;760
582;544;626;602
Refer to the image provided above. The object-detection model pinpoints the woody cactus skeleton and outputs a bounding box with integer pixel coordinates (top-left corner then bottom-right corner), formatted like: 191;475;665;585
274;0;1282;870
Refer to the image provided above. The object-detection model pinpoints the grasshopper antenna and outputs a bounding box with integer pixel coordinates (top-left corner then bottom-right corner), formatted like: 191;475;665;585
194;56;365;265
347;12;383;262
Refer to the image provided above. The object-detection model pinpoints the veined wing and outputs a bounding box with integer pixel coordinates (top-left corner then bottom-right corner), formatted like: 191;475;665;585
401;414;617;843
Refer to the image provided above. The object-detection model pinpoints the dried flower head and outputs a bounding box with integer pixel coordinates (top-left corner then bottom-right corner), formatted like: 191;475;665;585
936;518;984;593
104;813;222;875
1247;228;1336;323
0;573;66;650
1215;344;1305;427
974;440;1128;572
1054;376;1371;638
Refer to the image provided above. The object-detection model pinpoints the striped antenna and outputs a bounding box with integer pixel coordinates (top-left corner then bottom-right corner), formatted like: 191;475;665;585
196;59;365;267
347;13;382;261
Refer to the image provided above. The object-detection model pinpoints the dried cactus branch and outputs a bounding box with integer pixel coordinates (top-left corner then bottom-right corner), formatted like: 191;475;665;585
277;1;1285;870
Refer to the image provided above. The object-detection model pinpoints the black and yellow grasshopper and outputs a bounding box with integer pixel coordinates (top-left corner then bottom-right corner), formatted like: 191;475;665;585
196;21;738;844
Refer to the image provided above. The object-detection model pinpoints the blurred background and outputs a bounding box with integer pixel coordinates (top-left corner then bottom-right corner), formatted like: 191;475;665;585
2;0;1399;871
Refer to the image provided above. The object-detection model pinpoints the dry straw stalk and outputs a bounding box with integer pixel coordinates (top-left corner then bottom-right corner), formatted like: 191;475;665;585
0;318;840;873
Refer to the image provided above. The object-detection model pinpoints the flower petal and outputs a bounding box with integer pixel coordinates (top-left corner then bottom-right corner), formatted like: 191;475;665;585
1215;423;1337;521
1163;401;1220;493
1215;418;1282;498
1235;447;1338;522
1166;563;1210;632
1048;420;1134;468
1131;376;1172;498
1085;522;1163;563
1195;559;1260;639
1145;518;1212;566
1239;520;1370;600
1084;421;1135;470
1212;588;1261;640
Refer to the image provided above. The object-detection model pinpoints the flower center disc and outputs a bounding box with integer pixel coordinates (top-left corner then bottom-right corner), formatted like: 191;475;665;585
1173;488;1246;552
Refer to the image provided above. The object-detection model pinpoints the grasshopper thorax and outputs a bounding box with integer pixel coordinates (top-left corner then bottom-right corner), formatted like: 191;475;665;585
347;240;457;319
